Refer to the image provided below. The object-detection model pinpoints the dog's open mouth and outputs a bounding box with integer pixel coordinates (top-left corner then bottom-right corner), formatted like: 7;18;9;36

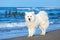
28;18;31;21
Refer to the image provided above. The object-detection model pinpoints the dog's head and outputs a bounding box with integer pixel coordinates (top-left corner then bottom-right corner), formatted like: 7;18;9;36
25;12;35;22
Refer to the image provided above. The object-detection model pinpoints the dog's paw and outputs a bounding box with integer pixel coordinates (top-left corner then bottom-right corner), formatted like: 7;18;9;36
40;34;45;36
28;36;32;38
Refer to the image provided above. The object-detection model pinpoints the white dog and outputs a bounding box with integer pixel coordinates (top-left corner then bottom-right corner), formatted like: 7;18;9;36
25;11;49;37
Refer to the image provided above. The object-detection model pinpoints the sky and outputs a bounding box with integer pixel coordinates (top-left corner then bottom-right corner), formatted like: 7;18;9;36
0;0;60;7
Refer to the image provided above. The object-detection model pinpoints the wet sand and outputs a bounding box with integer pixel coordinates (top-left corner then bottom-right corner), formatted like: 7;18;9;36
4;30;60;40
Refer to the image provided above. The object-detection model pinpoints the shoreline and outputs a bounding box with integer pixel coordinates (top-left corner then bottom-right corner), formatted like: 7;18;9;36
4;30;60;40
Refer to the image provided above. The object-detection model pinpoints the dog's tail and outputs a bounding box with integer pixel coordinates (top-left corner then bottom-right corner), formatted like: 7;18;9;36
38;11;49;21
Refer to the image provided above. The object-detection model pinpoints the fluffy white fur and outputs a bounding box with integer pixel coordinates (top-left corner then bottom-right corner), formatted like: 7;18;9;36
25;11;49;37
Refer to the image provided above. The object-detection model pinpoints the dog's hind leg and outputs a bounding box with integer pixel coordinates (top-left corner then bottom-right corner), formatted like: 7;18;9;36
39;26;46;36
39;23;49;36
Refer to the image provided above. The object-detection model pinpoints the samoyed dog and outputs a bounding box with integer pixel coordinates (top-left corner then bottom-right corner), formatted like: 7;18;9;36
25;11;49;37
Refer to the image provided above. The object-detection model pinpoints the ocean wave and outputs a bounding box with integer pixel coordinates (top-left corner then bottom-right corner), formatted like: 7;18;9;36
0;22;27;28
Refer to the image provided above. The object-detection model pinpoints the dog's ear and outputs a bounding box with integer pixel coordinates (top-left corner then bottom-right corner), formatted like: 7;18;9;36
32;12;34;13
25;12;27;13
25;12;28;15
32;12;34;15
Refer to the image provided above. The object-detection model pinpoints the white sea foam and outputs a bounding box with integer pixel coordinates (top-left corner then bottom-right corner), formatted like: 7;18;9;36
0;22;27;28
0;21;54;28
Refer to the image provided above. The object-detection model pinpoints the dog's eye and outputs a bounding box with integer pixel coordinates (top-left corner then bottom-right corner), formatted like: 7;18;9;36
30;16;32;17
27;16;29;17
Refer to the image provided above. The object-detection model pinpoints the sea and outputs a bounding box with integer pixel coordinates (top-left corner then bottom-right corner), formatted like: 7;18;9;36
0;7;60;39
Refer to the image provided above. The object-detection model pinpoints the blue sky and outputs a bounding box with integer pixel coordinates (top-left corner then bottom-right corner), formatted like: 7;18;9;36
0;0;60;7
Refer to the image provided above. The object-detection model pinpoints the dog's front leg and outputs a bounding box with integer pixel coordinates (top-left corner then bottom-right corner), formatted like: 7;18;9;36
28;27;36;37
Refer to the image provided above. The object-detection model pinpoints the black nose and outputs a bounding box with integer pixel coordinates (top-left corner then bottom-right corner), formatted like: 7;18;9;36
28;18;31;21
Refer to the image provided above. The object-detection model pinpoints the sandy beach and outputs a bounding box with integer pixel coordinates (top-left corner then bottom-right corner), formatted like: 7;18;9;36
4;30;60;40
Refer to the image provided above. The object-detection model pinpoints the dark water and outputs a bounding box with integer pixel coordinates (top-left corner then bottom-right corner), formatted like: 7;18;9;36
0;7;60;39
